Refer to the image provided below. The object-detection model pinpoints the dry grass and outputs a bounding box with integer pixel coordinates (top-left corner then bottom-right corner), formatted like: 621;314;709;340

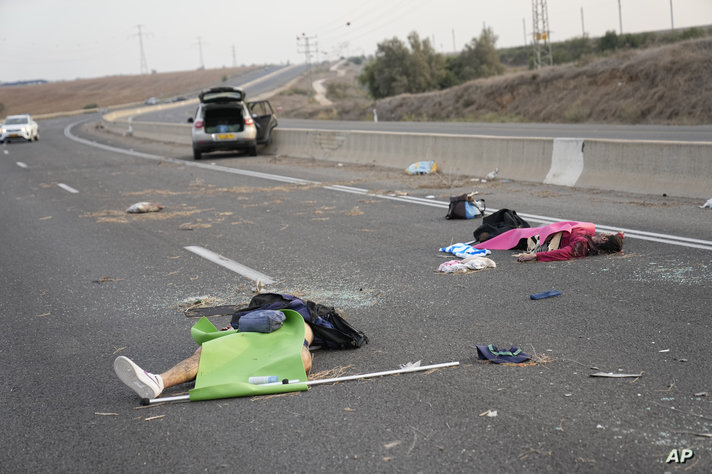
372;38;712;125
0;66;260;117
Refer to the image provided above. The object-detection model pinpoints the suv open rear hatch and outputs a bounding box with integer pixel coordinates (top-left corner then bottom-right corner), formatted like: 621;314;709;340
199;87;245;103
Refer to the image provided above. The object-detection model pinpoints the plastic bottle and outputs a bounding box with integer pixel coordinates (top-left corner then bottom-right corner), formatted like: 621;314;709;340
248;376;279;385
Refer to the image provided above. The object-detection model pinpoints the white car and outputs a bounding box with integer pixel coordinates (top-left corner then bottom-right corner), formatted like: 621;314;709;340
1;114;39;143
187;87;277;160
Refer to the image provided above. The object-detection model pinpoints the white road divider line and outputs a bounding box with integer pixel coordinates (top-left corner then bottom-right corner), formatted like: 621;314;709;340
16;162;28;168
58;183;79;194
184;246;275;284
66;119;712;251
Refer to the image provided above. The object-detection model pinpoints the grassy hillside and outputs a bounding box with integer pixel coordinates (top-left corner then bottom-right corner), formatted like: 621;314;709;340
273;37;712;125
0;66;259;117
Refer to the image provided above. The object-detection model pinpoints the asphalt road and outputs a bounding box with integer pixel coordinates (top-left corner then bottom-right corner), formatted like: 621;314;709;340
1;115;711;473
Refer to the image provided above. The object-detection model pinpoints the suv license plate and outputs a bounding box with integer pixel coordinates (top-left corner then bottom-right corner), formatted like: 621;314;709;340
217;133;235;140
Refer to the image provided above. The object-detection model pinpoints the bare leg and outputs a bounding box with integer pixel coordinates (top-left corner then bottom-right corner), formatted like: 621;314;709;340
302;322;314;373
159;347;201;388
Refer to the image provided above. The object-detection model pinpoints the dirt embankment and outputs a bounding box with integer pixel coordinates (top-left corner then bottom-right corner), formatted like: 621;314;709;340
274;37;712;125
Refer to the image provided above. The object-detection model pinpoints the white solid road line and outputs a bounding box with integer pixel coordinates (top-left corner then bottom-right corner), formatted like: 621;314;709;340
57;183;79;194
66;119;712;251
184;246;276;284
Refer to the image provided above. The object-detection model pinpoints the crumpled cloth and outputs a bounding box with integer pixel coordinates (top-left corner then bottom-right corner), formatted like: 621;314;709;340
126;201;164;213
438;256;496;273
440;243;491;259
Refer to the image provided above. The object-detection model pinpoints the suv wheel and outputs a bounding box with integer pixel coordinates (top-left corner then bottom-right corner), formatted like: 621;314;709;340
193;147;202;160
249;145;257;157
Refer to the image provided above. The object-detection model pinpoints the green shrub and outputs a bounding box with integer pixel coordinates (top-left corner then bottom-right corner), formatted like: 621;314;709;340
83;103;99;110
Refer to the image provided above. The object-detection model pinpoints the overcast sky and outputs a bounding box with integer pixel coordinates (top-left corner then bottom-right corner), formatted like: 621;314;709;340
2;0;711;82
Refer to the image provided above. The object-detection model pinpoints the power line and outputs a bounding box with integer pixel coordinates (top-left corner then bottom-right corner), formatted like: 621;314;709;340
132;24;150;75
531;0;553;68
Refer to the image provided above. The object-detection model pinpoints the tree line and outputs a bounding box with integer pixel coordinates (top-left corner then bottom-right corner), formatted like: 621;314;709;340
358;27;504;99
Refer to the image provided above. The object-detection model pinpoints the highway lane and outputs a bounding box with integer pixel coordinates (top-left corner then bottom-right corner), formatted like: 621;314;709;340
2;115;711;472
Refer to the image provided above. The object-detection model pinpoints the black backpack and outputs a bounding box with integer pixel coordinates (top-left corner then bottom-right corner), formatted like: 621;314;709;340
473;209;530;246
231;293;368;350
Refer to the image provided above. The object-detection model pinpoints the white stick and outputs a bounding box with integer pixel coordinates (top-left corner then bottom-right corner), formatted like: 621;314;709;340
304;361;460;386
145;361;460;405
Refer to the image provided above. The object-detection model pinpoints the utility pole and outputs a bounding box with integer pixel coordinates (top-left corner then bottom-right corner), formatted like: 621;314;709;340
452;28;456;52
581;7;585;37
196;36;205;70
618;0;623;34
531;0;553;68
669;0;675;30
296;33;317;72
134;25;149;75
522;18;527;46
232;45;237;67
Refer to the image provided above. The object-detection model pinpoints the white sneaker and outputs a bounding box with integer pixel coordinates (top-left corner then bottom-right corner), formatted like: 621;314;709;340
114;356;164;399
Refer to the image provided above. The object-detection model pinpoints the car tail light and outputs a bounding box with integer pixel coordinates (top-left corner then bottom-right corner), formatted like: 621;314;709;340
244;116;254;126
194;120;204;129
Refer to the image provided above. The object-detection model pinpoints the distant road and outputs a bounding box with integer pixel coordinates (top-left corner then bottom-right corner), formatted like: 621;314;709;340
134;64;307;124
133;64;712;142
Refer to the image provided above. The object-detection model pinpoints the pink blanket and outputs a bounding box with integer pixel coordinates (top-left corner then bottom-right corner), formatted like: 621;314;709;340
472;221;596;250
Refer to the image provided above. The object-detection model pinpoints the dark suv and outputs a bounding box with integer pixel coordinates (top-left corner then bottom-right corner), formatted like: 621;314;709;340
187;87;277;160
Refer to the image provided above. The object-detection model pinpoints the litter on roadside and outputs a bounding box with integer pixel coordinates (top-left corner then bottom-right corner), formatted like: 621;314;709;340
437;256;496;273
530;290;563;300
699;198;712;209
590;372;643;378
126;201;164;213
445;193;485;219
406;160;437;175
439;243;491;259
476;345;531;364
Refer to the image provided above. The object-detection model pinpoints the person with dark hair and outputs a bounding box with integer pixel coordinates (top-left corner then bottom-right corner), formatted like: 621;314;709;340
517;229;624;262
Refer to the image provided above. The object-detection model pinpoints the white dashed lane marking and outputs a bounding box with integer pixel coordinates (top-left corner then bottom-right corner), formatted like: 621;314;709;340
57;183;79;194
184;246;275;284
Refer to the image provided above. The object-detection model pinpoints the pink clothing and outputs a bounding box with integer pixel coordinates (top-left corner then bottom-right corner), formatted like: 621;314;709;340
535;226;593;261
473;221;596;251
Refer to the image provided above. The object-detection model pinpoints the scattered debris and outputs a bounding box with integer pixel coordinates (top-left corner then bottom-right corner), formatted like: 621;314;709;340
530;290;563;300
445;193;485;219
400;361;421;370
144;415;165;421
590;372;643;378
486;168;499;180
439;242;491;259
126;202;164;213
658;349;670;353
476;345;531;364
94;412;119;416
92;276;124;284
406;160;437;175
699;198;712;209
479;409;498;417
437;256;496;273
695;391;709;397
673;431;712;438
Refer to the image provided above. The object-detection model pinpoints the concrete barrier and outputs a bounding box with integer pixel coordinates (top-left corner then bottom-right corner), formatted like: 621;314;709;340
100;115;712;199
